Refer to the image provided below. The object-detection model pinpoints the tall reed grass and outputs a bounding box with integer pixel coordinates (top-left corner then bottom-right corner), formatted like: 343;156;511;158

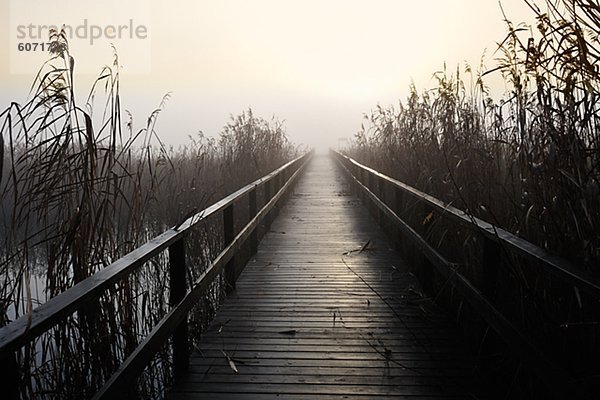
350;0;599;270
347;0;599;396
0;28;295;399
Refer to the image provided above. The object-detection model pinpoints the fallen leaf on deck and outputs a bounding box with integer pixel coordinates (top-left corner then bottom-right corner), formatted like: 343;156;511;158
222;351;239;373
422;211;433;225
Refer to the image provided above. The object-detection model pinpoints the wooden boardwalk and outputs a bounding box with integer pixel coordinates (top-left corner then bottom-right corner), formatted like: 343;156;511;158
168;155;489;399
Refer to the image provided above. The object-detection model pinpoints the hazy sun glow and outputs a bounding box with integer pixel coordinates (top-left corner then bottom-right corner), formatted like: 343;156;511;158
0;0;534;150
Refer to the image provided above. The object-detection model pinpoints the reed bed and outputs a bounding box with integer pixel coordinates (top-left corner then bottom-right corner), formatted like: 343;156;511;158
347;0;599;397
0;29;296;399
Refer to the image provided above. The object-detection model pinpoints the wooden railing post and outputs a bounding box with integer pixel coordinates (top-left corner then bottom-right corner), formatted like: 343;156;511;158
353;165;361;195
264;179;273;227
394;187;404;216
223;204;236;292
273;173;284;219
356;167;363;200
0;351;19;398
482;237;501;300
378;177;386;227
272;174;278;193
168;238;188;378
367;173;375;213
275;173;282;198
348;161;355;188
418;201;435;295
392;186;406;252
479;236;502;370
265;179;273;203
249;187;258;254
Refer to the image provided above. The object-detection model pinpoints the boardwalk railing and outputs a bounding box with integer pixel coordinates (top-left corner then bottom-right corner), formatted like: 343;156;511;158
332;150;600;399
0;151;312;399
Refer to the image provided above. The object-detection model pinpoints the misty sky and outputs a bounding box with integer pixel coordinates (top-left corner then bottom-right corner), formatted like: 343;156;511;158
0;0;535;151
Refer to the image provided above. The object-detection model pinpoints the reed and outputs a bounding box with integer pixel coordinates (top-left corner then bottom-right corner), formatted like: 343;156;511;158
350;0;599;272
0;28;295;399
347;0;599;396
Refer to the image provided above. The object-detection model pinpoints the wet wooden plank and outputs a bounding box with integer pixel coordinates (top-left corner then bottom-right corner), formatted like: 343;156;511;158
168;394;468;400
168;155;490;399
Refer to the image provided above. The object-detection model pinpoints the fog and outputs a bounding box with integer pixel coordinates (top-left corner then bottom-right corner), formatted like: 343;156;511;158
0;0;534;151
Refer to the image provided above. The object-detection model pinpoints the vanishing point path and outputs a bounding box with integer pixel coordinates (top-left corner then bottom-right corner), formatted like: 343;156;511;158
168;155;490;399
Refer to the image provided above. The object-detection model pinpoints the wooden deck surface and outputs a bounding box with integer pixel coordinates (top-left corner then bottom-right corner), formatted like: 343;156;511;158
168;155;490;399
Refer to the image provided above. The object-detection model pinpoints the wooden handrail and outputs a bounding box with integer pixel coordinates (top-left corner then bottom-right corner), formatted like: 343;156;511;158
94;152;311;399
332;150;600;297
331;149;593;400
0;150;313;398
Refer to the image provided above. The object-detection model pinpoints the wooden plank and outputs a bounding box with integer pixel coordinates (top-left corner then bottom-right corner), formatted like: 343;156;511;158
197;342;467;352
190;349;473;360
187;357;479;370
188;373;472;386
168;155;489;399
170;382;468;396
183;365;475;377
168;393;469;400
